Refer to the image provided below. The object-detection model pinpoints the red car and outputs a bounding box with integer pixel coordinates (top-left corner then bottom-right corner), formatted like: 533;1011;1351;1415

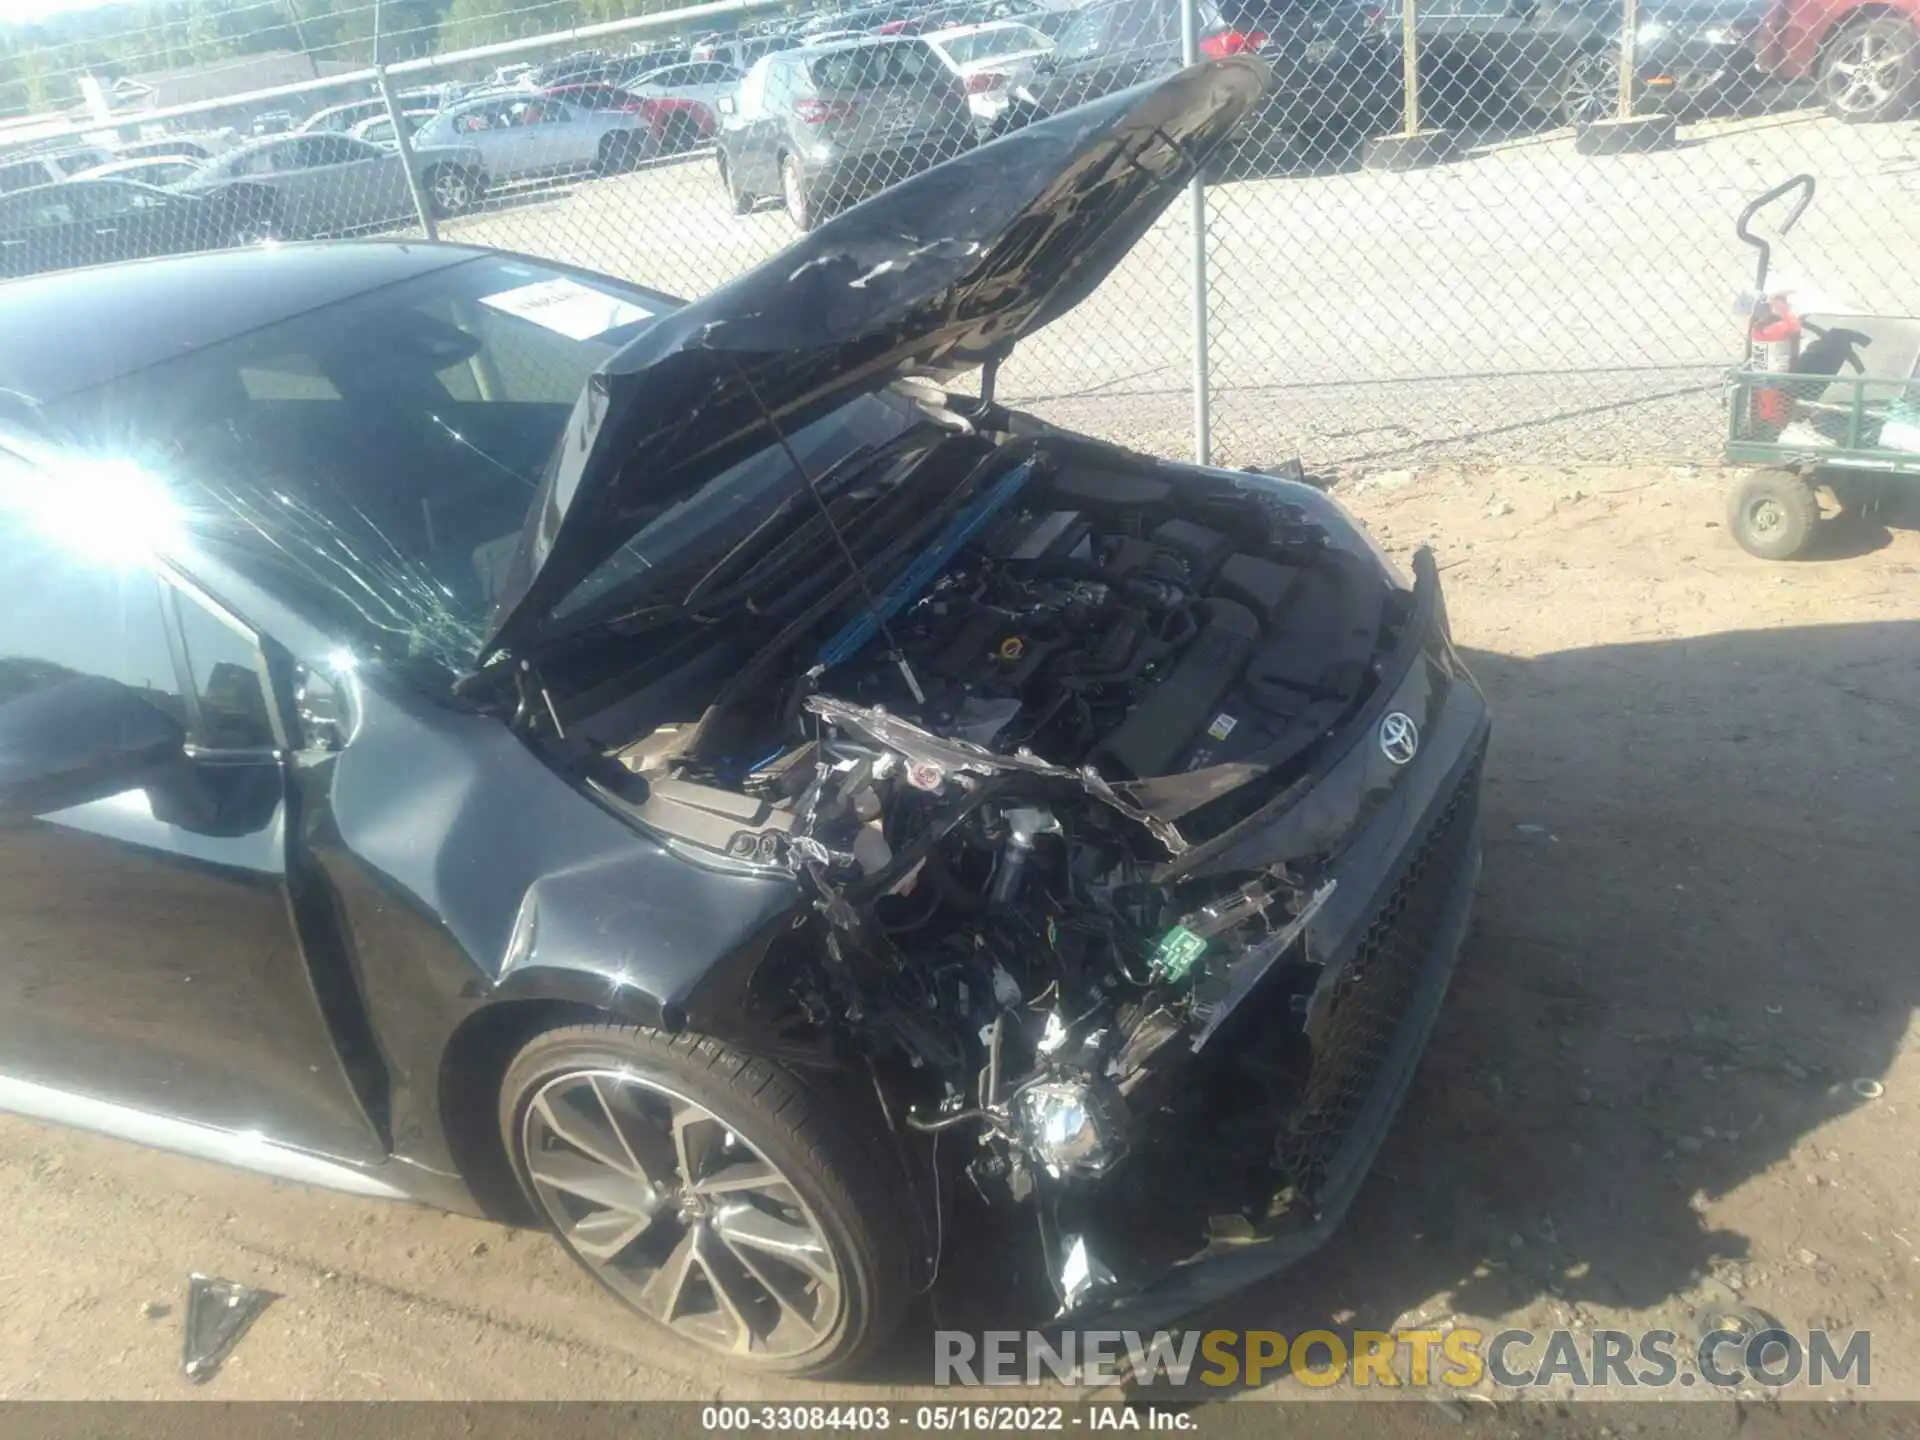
1754;0;1920;121
541;83;716;155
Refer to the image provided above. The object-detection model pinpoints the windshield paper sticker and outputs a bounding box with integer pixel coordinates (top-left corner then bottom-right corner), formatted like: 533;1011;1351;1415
479;278;655;340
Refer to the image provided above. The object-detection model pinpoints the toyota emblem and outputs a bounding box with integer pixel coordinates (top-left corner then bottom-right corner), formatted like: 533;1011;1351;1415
1378;712;1419;766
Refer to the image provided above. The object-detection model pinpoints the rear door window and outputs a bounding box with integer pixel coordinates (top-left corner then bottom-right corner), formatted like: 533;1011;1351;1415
809;42;940;90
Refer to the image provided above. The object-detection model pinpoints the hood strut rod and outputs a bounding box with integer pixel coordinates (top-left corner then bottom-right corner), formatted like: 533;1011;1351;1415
728;360;925;705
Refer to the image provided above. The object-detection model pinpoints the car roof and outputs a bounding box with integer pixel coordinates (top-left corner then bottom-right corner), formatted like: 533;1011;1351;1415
72;156;202;179
0;241;493;405
216;133;306;162
924;19;1044;39
3;175;165;200
784;33;922;56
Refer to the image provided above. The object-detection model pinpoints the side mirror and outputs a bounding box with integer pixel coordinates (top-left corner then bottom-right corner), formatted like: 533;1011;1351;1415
0;673;186;816
716;94;737;115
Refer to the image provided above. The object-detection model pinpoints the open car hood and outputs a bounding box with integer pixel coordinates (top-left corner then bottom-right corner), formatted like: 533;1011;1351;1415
481;57;1267;662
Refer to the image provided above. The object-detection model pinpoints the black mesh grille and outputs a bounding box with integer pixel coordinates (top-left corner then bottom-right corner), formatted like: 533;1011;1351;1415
1270;757;1482;1205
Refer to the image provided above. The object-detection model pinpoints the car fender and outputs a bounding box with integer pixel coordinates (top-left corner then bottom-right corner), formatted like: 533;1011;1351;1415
320;679;799;1028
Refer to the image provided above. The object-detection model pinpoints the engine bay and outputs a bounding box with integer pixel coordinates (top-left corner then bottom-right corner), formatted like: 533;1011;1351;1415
578;432;1412;1308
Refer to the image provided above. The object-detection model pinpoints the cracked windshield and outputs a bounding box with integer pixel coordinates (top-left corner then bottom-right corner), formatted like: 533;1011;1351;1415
49;256;662;676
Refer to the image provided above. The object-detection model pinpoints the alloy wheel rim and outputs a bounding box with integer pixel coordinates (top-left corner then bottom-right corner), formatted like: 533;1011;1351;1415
433;173;468;211
1827;31;1907;112
521;1069;844;1360
1749;498;1785;534
1566;57;1619;125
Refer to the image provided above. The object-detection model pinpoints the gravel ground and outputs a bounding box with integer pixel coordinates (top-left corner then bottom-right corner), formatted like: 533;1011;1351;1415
0;461;1915;1402
441;100;1920;471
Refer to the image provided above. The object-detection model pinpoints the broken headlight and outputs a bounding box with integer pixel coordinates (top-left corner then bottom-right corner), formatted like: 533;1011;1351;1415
1014;1080;1124;1179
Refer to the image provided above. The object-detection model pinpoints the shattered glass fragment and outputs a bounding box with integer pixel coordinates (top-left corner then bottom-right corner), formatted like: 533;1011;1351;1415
181;1273;276;1383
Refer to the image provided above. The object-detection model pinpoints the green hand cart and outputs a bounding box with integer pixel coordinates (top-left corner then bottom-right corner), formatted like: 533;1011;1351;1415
1726;174;1920;561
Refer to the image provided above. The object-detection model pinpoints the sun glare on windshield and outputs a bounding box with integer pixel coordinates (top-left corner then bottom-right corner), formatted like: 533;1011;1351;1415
0;450;186;569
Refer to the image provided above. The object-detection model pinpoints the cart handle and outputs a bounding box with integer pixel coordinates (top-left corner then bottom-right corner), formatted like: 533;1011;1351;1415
1736;175;1815;293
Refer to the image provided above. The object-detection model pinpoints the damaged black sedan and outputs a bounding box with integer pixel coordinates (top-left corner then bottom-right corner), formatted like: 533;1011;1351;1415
0;58;1485;1377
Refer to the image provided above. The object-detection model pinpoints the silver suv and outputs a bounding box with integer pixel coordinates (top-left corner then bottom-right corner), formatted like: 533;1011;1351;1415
715;37;978;230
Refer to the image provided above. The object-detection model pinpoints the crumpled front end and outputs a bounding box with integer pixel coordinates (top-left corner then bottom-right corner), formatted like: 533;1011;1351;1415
579;431;1488;1323
1054;622;1487;1328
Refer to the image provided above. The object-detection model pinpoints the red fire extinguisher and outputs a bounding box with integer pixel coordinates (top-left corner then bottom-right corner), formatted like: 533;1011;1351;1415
1748;293;1802;429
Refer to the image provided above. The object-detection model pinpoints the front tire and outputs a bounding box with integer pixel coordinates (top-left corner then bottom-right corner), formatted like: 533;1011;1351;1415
499;1023;913;1377
223;186;282;245
1561;51;1623;127
662;112;702;154
1819;15;1920;123
781;153;817;231
425;165;481;218
719;154;753;215
1728;468;1821;560
598;130;641;174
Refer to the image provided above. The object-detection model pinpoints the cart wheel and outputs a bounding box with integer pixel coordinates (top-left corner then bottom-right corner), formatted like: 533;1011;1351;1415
1728;469;1821;560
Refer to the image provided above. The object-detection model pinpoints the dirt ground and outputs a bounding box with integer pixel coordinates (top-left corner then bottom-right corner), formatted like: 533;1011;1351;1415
0;461;1916;1403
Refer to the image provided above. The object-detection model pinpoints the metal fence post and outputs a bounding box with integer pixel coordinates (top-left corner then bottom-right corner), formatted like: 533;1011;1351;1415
1617;0;1638;119
1404;0;1421;135
376;63;439;242
1181;0;1212;467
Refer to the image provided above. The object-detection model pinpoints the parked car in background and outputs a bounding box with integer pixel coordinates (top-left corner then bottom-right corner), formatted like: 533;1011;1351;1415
543;84;718;154
350;111;437;149
68;155;206;189
528;51;628;89
0;148;110;196
1406;0;1775;126
622;58;744;112
174;132;487;238
415;92;653;183
716;36;977;229
112;134;222;161
922;19;1056;131
1755;0;1919;120
1015;0;1402;163
251;110;298;136
692;32;803;72
300;98;393;135
624;41;693;71
0;178;220;278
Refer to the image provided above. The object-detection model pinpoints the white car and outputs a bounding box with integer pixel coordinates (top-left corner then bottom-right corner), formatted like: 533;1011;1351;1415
921;20;1056;130
413;92;653;182
0;148;109;196
350;111;436;149
619;59;742;111
66;154;206;189
299;97;393;134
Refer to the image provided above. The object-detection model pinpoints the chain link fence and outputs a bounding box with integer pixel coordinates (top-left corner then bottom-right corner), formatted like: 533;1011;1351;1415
2;0;1916;473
